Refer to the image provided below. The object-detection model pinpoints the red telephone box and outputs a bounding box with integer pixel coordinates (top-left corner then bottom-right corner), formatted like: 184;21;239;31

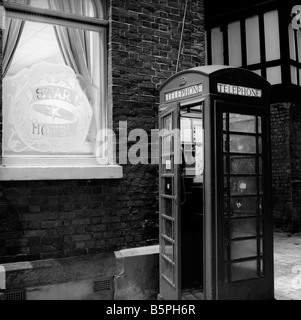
158;65;274;300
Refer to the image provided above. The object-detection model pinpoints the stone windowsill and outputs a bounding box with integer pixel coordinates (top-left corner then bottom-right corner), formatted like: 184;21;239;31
114;245;159;259
0;165;123;181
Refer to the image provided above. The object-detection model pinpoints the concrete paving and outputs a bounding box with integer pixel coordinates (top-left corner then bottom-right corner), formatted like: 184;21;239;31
274;232;301;300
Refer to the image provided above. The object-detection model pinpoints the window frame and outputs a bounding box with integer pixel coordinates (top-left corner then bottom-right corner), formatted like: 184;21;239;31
288;25;301;86
1;1;123;180
205;1;301;99
207;11;282;78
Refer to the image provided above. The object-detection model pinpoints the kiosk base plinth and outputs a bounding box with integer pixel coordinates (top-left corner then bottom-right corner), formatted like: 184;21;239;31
181;288;204;300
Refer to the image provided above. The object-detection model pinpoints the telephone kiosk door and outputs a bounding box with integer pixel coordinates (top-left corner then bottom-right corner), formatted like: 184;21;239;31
158;99;204;301
158;65;274;300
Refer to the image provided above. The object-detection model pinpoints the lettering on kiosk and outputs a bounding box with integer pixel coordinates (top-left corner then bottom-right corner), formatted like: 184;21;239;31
165;83;203;102
217;83;262;98
3;62;93;155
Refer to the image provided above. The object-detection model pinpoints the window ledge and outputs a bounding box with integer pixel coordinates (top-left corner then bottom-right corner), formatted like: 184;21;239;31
0;165;123;181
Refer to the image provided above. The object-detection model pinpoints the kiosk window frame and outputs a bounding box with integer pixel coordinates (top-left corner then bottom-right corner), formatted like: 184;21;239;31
216;100;271;287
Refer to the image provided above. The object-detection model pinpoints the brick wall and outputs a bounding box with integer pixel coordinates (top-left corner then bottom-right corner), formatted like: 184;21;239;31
271;102;301;232
0;0;205;263
270;103;293;230
290;103;301;232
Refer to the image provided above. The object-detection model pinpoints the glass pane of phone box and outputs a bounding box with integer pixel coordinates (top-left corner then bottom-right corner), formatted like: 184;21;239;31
180;104;203;183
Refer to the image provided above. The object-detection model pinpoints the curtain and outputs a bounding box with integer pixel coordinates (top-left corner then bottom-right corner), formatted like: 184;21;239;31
48;0;103;150
3;0;31;76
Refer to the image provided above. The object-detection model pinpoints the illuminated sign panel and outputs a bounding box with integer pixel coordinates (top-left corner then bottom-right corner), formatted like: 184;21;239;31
217;83;262;98
3;62;93;155
165;83;203;102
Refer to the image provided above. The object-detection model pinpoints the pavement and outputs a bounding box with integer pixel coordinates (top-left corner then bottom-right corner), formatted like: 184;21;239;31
274;231;301;300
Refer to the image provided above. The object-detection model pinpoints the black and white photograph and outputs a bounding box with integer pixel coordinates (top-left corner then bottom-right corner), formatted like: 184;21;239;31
0;0;300;305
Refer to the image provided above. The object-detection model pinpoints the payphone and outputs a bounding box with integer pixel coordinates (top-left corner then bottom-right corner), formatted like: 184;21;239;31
158;66;273;300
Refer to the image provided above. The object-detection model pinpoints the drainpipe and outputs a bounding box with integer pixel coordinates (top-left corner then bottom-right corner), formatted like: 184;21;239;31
176;0;189;73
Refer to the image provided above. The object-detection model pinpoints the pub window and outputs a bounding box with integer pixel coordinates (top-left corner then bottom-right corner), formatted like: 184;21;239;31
1;0;118;179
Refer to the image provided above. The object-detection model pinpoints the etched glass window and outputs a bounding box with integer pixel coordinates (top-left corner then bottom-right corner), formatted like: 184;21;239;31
2;0;107;165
